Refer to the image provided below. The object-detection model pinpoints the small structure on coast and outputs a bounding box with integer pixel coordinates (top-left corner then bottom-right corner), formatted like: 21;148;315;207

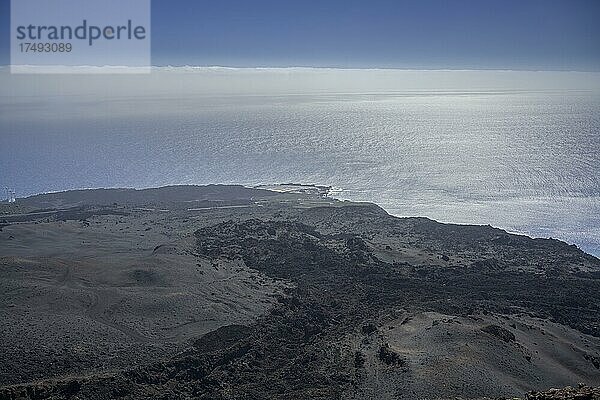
4;187;16;203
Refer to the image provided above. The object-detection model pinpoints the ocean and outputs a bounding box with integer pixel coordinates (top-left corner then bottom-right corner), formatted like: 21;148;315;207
1;85;599;256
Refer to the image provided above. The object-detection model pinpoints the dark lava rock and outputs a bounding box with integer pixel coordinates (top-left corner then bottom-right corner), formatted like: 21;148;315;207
361;323;377;335
194;324;251;353
585;354;600;370
354;351;365;368
378;344;405;367
525;385;600;399
481;324;516;343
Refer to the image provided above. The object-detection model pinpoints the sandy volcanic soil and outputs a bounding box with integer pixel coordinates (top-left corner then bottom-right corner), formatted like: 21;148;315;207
0;202;291;385
344;312;600;400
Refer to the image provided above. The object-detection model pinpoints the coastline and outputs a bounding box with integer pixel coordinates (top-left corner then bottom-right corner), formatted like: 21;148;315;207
2;183;599;259
1;184;599;398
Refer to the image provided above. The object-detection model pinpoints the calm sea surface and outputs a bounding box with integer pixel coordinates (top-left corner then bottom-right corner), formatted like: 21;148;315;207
1;91;599;256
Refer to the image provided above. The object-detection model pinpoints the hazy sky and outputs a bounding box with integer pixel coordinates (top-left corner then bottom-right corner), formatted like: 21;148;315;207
0;0;599;70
